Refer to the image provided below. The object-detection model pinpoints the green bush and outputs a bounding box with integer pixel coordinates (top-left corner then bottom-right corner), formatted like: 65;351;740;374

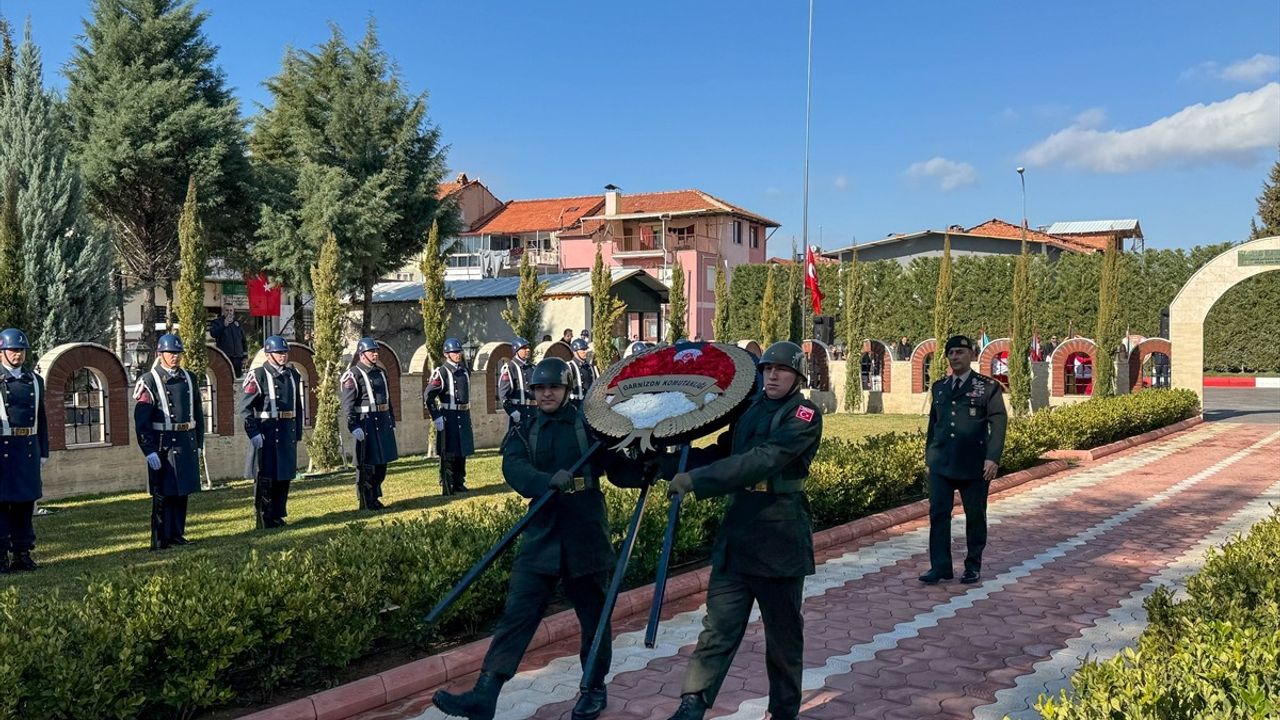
1036;508;1280;719
0;390;1202;718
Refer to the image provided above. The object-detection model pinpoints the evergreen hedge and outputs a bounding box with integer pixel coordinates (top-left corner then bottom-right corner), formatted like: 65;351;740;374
0;391;1200;719
1037;506;1280;719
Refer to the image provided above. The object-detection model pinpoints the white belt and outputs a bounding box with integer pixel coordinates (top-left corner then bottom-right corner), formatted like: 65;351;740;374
152;421;195;432
256;410;297;419
0;426;36;437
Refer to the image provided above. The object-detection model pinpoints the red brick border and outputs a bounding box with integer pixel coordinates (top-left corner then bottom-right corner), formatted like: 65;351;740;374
287;344;319;428
1049;337;1098;397
910;338;936;393
206;345;236;437
41;343;130;451
1127;337;1171;392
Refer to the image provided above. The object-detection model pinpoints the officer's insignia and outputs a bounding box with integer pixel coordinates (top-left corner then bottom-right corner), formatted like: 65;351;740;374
795;405;815;423
133;380;153;404
340;370;355;390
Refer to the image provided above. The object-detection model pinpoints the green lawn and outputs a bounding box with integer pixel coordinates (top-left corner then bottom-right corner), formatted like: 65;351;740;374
10;413;925;597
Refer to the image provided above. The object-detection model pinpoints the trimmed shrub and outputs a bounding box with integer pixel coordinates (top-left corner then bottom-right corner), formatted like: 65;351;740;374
1038;389;1200;451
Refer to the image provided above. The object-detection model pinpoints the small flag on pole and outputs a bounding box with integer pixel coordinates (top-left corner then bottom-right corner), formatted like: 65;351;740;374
804;245;824;315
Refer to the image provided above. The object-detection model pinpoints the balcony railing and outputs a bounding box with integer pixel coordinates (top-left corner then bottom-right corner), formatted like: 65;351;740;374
613;233;720;255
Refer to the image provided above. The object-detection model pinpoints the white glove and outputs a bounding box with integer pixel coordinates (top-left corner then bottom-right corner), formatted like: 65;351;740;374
511;410;521;423
40;457;47;467
146;452;162;471
250;434;264;449
434;417;445;431
351;428;366;442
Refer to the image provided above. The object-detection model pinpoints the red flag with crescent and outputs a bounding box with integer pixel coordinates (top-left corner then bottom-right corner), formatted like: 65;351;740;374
804;245;824;315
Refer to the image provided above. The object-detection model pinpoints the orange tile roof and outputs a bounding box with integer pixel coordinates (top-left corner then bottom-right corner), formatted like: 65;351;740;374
965;218;1097;253
469;195;604;235
617;189;780;227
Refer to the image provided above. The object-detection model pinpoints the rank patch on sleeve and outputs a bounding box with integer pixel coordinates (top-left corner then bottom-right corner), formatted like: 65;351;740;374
133;381;152;404
795;405;815;423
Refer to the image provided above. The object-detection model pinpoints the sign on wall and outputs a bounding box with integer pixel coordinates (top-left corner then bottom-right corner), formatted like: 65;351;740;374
1238;249;1280;267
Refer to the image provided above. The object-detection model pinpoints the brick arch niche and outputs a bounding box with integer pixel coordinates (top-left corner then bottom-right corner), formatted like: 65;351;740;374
205;345;235;436
910;338;937;393
1129;337;1172;391
1050;337;1098;397
978;338;1012;388
472;341;515;416
36;343;130;451
859;339;892;393
802;340;832;391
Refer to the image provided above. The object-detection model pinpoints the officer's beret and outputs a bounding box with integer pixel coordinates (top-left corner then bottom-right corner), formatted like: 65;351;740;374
944;335;974;352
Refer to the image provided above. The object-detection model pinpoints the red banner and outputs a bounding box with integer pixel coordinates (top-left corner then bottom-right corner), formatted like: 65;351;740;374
804;245;824;315
247;274;282;317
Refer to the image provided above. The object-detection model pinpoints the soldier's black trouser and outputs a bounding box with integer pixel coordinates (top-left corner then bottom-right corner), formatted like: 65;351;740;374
357;464;387;508
682;571;805;718
255;476;292;525
483;569;611;688
151;495;190;547
0;501;35;554
928;472;989;575
440;454;466;492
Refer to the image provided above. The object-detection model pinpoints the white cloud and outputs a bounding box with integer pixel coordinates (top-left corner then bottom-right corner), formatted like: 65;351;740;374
1182;53;1279;83
904;157;978;192
1072;107;1107;129
833;174;849;190
1020;83;1280;173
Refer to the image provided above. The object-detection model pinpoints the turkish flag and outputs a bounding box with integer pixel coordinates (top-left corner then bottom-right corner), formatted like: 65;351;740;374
804;245;824;315
247;274;283;317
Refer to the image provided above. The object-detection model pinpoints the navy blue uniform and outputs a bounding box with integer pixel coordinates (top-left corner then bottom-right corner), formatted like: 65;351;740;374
134;365;205;549
568;359;597;407
241;362;304;526
497;357;536;425
925;371;1008;576
425;360;474;494
0;368;49;558
340;361;398;508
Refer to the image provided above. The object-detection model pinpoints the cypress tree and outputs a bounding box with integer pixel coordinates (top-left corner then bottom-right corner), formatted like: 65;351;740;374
842;255;864;412
666;255;688;343
726;264;767;341
759;264;780;346
501;251;548;355
308;232;344;470
1092;242;1122;397
0;172;24;331
930;233;956;387
1008;240;1034;415
711;260;730;341
591;243;625;369
419;220;448;370
1251;154;1280;238
175;176;208;381
0;16;13;98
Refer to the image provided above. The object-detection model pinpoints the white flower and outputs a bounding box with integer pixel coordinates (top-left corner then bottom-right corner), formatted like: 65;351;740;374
611;392;697;429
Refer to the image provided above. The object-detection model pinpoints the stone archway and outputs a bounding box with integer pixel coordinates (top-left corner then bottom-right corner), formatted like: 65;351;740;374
911;338;937;393
205;345;236;436
36;343;131;451
978;338;1012;388
1171;235;1280;399
1128;337;1172;391
860;339;892;393
1050;338;1098;397
802;339;832;391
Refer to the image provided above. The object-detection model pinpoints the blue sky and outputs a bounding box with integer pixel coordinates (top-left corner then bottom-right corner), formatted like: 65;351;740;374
2;0;1279;257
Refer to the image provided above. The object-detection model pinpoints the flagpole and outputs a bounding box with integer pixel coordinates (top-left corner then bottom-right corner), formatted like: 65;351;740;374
801;0;814;321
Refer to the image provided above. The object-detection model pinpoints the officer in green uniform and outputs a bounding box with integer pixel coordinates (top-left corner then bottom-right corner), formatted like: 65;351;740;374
433;357;650;720
919;335;1007;585
663;341;823;720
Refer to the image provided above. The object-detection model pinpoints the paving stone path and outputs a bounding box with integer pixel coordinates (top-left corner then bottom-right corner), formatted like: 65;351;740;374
354;422;1280;720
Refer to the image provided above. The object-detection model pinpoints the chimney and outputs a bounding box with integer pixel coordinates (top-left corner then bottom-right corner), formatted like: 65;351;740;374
604;184;621;216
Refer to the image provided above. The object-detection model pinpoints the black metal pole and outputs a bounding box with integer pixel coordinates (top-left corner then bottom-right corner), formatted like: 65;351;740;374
422;440;603;628
581;481;651;686
644;443;691;648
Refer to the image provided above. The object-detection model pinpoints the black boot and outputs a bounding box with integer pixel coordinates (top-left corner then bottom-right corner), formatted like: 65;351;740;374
666;692;708;720
10;552;36;571
571;685;607;720
433;671;505;720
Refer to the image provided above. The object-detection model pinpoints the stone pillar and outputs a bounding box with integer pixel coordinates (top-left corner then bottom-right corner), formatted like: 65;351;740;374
1030;360;1049;411
1113;356;1130;395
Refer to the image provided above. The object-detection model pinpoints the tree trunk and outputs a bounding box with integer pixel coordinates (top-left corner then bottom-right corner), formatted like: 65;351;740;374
114;268;125;358
164;278;176;333
140;284;157;367
293;293;306;342
361;272;373;335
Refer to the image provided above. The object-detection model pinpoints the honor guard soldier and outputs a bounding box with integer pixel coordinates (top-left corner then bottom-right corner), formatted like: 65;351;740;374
425;337;474;496
434;357;652;720
567;338;596;407
0;329;48;572
341;337;398;510
134;333;204;550
662;341;823;720
496;337;536;427
241;335;304;528
920;335;1007;585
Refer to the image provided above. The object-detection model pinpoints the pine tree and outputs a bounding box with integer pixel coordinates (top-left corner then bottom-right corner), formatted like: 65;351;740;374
0;22;113;355
1007;240;1034;415
0;172;24;330
501;251;548;354
759;264;780;346
711;260;730;341
842;256;864;412
175;176;208;381
1092;242;1123;397
930;233;956;387
591;244;624;369
419;220;449;370
666;255;688;343
1251;154;1280;239
66;0;255;356
0;16;13;98
251;22;459;332
308;232;344;470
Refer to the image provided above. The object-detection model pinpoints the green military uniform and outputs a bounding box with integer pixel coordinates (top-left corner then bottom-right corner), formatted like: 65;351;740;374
677;387;823;720
482;403;647;688
925;367;1007;577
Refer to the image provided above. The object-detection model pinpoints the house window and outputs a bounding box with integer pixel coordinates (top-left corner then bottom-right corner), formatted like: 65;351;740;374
64;367;107;447
732;221;742;245
750;225;760;249
202;372;217;435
